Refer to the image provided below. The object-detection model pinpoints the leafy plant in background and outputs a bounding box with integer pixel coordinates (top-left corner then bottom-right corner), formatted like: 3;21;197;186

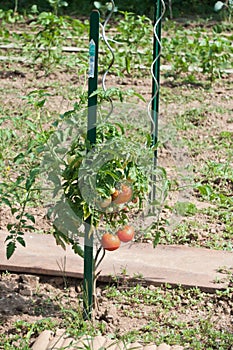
110;11;152;75
22;12;69;72
198;34;233;82
21;9;88;73
48;0;68;16
162;27;233;82
94;1;118;17
1;90;54;259
214;0;233;20
0;9;23;44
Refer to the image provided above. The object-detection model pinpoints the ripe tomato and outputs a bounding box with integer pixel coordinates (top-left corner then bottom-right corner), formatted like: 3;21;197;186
101;233;121;251
112;184;133;205
111;189;119;201
117;225;135;243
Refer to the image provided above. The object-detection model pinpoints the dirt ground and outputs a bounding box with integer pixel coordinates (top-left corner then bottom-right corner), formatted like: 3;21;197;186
0;62;233;347
0;272;232;348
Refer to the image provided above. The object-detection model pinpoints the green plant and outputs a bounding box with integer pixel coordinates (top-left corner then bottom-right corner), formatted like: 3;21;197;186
47;118;154;250
198;34;232;82
214;0;233;20
0;318;57;349
1;90;54;259
48;0;68;16
162;26;233;82
107;11;152;75
22;12;86;73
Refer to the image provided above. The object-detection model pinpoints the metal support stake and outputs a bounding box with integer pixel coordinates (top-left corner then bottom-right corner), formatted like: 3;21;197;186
83;9;100;320
151;0;162;201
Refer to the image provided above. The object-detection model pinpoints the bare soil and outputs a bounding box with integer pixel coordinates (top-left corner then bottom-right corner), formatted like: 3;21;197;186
0;273;232;348
0;61;233;347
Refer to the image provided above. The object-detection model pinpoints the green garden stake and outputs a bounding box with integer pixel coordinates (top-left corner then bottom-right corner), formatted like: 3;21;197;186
83;9;100;320
151;0;163;201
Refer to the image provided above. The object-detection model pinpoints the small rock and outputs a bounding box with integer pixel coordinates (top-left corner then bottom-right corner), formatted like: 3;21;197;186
48;277;64;288
15;303;27;313
69;286;77;299
149;285;156;291
120;305;128;310
96;287;102;297
210;228;216;234
0;281;7;290
223;306;231;315
171;346;184;350
157;344;171;350
206;302;213;309
19;274;40;289
76;284;82;293
18;283;33;297
127;341;143;349
0;280;18;292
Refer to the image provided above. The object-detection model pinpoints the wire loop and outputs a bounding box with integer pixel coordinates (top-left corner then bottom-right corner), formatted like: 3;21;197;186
148;0;166;136
100;0;116;119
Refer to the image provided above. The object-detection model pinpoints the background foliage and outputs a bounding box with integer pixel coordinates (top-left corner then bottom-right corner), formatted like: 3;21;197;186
0;0;219;17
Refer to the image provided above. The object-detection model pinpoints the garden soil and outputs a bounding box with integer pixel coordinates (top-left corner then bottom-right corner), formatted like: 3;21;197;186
0;65;232;347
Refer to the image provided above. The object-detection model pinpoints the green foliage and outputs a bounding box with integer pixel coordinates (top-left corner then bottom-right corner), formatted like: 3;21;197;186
0;90;54;258
46;115;154;248
162;27;233;82
48;0;68;16
113;12;152;75
1;3;232;81
105;284;233;348
0;318;58;349
22;12;83;73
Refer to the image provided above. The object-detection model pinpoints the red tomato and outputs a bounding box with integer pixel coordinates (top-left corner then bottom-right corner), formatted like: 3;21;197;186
117;225;135;243
112;184;133;205
101;233;121;251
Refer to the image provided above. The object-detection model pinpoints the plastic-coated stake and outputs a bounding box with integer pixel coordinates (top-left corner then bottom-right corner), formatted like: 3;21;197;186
151;0;162;201
83;9;100;320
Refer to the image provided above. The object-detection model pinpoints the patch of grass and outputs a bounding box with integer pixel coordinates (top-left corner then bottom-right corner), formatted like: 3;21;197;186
160;220;201;246
105;284;233;348
0;318;58;350
1;281;232;349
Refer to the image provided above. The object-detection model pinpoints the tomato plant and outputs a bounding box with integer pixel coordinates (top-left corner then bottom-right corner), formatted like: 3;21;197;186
44;117;155;259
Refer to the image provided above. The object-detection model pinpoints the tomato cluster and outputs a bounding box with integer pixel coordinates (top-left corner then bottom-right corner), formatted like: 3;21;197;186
101;225;135;251
98;183;133;210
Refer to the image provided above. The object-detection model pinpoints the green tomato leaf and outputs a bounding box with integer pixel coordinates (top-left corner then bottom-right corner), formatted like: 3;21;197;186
153;231;161;248
6;241;16;259
17;236;26;247
72;243;84;258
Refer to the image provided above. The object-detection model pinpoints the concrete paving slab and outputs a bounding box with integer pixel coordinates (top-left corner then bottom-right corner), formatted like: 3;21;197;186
126;342;143;349
90;335;109;349
143;346;157;350
32;330;53;350
47;329;66;349
0;230;232;292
